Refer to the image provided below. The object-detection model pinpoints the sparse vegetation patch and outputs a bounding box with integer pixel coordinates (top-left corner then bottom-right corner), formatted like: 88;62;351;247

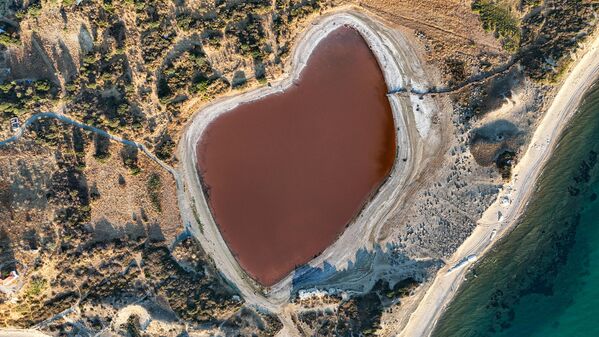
472;0;521;52
147;173;162;213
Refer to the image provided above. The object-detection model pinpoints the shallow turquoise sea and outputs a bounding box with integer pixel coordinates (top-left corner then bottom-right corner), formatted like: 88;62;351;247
432;81;599;337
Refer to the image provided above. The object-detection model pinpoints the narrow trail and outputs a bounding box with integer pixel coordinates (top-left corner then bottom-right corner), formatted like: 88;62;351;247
0;112;180;184
388;58;518;96
389;27;577;98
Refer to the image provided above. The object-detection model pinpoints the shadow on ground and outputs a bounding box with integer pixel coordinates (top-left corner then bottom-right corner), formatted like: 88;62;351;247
291;242;442;296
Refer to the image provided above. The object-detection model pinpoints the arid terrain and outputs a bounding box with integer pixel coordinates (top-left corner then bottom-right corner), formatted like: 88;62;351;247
1;0;598;336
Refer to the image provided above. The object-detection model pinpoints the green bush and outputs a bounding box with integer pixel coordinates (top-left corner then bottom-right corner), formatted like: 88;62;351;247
121;145;141;175
33;80;51;92
155;134;174;161
27;278;47;298
0;34;20;46
472;0;521;52
147;173;162;212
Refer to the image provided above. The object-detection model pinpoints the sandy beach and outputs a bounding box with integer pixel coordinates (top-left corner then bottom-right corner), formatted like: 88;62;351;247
399;33;599;337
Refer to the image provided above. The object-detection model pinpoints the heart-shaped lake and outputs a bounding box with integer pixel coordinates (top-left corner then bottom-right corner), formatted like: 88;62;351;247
196;26;396;286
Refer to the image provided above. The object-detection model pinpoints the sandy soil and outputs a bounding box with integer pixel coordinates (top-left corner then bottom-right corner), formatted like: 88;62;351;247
0;329;52;337
86;143;182;243
177;7;442;317
398;33;599;337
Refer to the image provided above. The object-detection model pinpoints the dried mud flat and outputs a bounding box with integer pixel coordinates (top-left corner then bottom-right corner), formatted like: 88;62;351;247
178;8;443;319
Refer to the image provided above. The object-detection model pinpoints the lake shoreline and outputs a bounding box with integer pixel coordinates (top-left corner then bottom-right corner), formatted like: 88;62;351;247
176;8;438;318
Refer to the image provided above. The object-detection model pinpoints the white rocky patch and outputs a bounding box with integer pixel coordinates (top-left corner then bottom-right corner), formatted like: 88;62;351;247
409;93;434;138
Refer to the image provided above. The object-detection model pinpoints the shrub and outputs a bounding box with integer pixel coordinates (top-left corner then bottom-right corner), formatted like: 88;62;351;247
93;135;111;160
147;173;162;212
120;145;141;174
27;278;47;298
155;134;174;161
472;0;521;52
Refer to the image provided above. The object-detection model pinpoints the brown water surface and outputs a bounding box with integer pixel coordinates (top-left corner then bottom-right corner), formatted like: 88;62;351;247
196;26;396;286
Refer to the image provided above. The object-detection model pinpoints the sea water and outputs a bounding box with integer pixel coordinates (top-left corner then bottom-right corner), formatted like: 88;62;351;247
432;81;599;337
